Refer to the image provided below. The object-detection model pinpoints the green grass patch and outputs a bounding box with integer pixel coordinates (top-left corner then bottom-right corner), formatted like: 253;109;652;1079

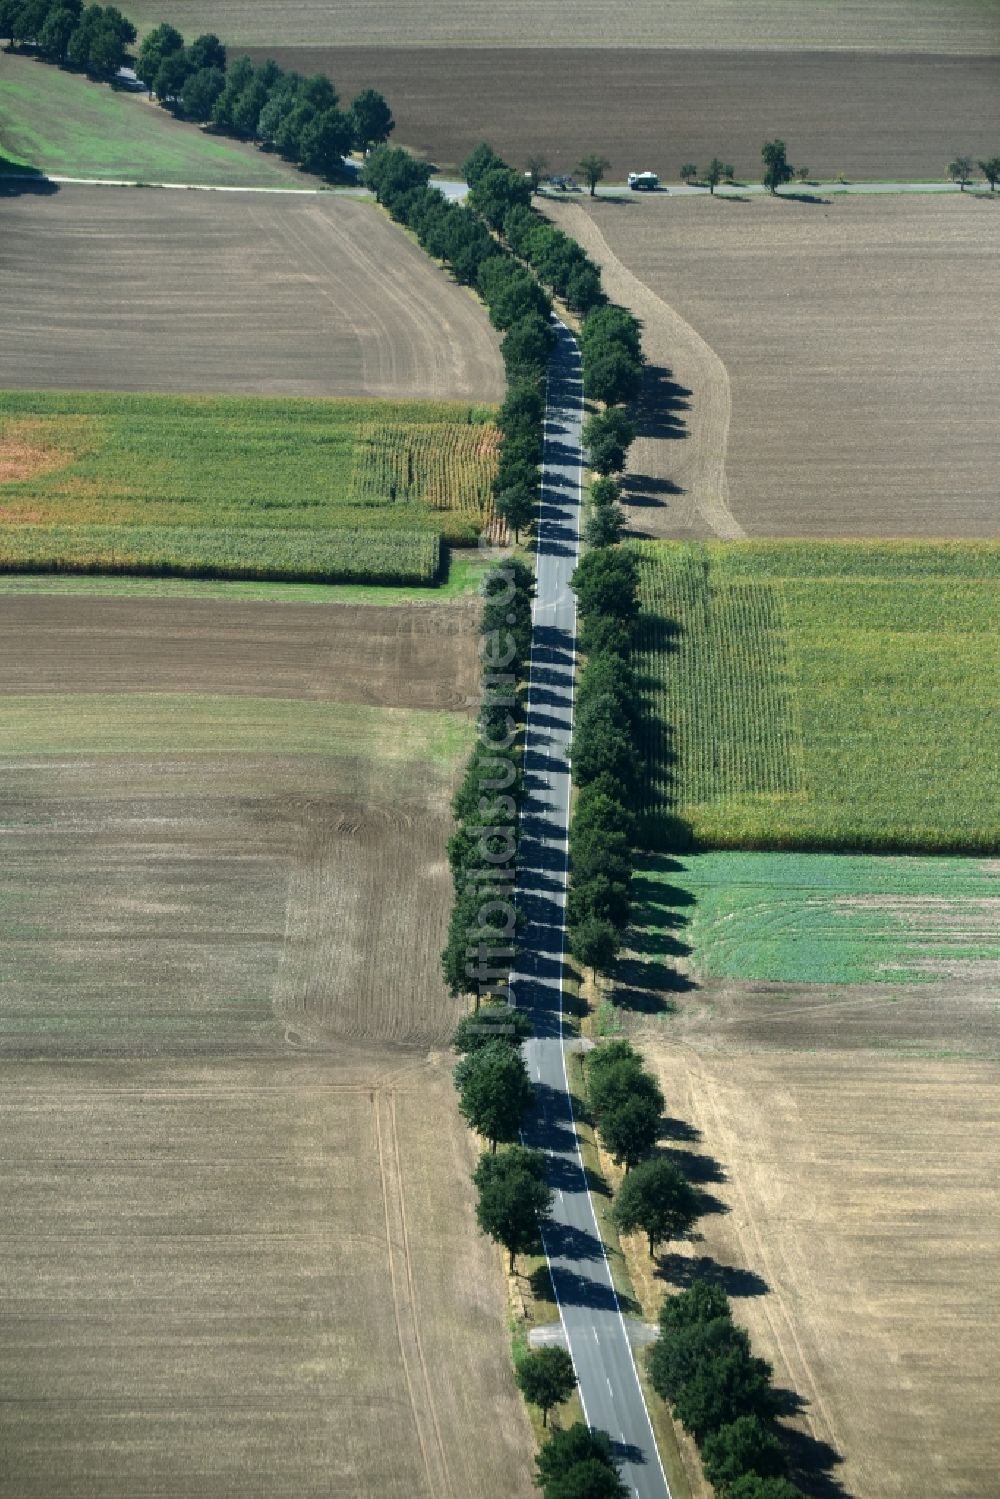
633;851;1000;985
633;541;1000;854
0;51;302;186
0;391;500;584
0;694;474;762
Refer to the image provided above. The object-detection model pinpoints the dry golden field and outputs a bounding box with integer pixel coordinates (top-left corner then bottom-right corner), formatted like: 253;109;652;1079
635;1034;1000;1499
549;195;1000;540
0;186;504;401
0;591;536;1498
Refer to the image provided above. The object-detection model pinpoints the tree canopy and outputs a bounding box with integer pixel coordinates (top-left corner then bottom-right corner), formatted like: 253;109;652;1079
611;1156;701;1256
515;1346;576;1425
454;1039;533;1151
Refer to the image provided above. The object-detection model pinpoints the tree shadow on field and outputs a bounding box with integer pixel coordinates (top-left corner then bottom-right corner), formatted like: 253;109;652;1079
636;363;690;442
656;1251;770;1299
776;191;832;205
0;170;58;197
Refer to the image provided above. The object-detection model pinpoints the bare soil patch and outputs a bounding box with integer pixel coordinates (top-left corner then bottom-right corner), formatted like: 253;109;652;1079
0;185;503;401
636;1040;1000;1499
0;594;480;710
551;194;999;539
258;47;999;180
135;0;1000;51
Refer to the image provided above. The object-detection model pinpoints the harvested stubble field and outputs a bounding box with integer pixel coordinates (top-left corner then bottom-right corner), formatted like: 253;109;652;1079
0;184;504;402
284;46;1000;182
547;194;1000;540
632;1036;1000;1499
0;48;304;186
633;541;1000;853
0;391;502;581
130;0;999;50
0;594;536;1498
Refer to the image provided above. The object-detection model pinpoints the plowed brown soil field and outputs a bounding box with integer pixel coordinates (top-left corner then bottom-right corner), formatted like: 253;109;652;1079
548;194;1000;539
0;592;536;1498
132;0;999;50
0;185;504;401
634;1037;1000;1499
263;47;1000;182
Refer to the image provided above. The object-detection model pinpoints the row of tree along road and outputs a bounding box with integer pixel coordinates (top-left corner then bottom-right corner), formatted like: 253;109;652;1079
1;0;395;177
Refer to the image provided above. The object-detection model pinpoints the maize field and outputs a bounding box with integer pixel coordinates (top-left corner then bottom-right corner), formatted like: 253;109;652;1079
632;540;1000;854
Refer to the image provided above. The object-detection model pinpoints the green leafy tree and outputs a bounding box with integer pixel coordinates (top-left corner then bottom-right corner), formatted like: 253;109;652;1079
478;257;549;330
274;99;316;159
180;64;225;121
495;479;537;542
37;4;78;60
612;1157;701;1256
761;139;793;194
978;155;1000;191
572;544;640;626
545;1461;628;1499
501;314;555;384
137;19;183;91
680;163;698;184
582;408;636;475
452;1002;532;1054
585;345;643;407
650;1317;777;1440
585;496;626;547
515;1346;576;1426
701;1415;787;1491
470;164;533;229
210;54;254;129
587;1058;663;1124
576;153;611;196
568;913;620;974
948;154;974;190
581;304;641;362
796;164;810;182
186;31;225;71
349;86;394;150
725;1477;807;1499
659;1279;732;1333
462;141;506;186
455;1039;533;1151
536;1424;617;1487
473;1148;552;1270
706;157;725;194
153;49;191;105
565;261;605;313
724;163;735;181
299;107;353;175
600;1092;662;1171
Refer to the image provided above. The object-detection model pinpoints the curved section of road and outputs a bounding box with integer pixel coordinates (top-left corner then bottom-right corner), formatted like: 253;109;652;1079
511;320;671;1499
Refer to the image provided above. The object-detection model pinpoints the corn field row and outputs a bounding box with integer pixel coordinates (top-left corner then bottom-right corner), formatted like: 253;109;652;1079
350;421;501;514
632;543;803;845
0;525;441;586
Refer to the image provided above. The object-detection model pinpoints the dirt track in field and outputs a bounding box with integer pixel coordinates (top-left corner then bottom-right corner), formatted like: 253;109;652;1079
0;185;504;401
0;594;480;710
254;47;999;181
635;1039;1000;1499
550;194;1000;539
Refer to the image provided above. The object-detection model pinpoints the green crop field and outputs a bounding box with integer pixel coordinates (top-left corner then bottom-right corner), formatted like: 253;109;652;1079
0;391;500;584
0;50;302;186
633;541;1000;854
633;851;1000;986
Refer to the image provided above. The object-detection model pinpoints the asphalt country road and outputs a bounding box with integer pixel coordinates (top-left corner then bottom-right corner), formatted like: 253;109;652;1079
512;321;671;1499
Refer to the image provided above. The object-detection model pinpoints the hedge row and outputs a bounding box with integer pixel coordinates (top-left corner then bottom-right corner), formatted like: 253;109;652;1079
567;546;643;973
649;1283;810;1499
